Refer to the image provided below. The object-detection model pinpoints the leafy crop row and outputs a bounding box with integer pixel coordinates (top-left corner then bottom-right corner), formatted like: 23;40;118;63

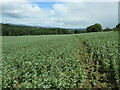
2;31;119;88
2;35;86;88
76;31;119;88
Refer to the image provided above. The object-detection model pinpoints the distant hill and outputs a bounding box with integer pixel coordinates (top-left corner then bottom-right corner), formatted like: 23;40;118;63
69;28;86;31
2;23;75;36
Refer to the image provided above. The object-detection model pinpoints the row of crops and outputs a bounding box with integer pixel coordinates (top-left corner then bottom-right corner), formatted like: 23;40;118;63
2;31;119;88
0;36;2;88
2;35;86;88
76;31;119;88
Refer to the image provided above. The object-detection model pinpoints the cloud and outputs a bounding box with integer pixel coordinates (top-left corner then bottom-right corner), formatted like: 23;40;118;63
1;1;118;28
1;0;118;2
1;0;28;2
1;1;55;26
53;2;118;28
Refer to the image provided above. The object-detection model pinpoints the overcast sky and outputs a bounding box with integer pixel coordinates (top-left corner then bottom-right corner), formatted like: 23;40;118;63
1;0;118;28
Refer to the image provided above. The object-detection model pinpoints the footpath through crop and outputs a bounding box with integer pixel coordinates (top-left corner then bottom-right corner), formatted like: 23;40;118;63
75;35;114;88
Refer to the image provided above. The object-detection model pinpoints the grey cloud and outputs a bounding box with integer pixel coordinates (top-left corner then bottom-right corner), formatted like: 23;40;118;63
3;12;23;18
1;2;118;28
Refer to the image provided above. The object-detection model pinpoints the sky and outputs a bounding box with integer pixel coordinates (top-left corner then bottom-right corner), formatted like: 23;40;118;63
1;0;118;29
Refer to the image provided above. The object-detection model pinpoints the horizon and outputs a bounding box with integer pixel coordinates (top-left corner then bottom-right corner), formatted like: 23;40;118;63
2;23;87;30
1;1;118;29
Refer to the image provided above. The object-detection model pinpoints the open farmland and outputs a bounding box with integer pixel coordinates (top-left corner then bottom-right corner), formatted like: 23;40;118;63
2;31;119;88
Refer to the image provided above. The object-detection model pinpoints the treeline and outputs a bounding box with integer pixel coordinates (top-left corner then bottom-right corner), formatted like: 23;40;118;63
103;23;120;32
1;23;120;36
73;23;119;34
2;23;75;36
86;23;120;33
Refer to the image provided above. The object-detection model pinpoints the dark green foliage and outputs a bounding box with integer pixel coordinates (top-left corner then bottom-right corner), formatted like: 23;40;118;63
2;23;74;36
111;23;120;31
3;23;119;35
74;30;86;34
103;28;111;31
74;30;80;34
86;23;103;32
116;23;120;28
113;28;120;31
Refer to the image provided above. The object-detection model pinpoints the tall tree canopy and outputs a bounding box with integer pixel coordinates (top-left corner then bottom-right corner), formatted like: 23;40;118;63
116;23;120;28
86;23;103;32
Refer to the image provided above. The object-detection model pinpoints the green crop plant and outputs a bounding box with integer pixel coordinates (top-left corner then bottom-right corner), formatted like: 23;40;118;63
2;31;119;88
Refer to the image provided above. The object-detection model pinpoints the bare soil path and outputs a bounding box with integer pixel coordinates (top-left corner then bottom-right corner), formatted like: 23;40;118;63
75;35;103;88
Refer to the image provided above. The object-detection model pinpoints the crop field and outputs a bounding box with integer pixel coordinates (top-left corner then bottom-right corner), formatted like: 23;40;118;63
2;31;119;88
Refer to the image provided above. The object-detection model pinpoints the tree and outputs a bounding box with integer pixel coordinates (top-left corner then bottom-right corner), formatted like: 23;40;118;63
86;23;103;32
116;23;120;28
112;23;120;31
74;30;80;34
104;27;111;31
2;23;73;36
